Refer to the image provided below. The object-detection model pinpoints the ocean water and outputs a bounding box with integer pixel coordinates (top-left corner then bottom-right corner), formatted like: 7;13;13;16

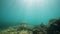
0;0;60;29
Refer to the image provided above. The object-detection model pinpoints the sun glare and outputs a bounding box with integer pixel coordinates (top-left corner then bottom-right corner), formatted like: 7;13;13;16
27;0;44;3
23;0;45;6
16;0;46;8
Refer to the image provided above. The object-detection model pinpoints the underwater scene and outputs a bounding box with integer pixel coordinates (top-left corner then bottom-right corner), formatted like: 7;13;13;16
0;0;60;34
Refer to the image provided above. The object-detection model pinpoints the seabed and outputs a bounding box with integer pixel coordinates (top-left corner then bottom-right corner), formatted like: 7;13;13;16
0;18;60;34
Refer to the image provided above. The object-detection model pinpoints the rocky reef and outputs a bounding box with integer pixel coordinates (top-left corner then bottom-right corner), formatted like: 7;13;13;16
0;18;60;34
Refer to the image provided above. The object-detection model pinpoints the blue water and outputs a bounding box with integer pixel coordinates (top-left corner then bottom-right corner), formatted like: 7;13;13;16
0;0;60;26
